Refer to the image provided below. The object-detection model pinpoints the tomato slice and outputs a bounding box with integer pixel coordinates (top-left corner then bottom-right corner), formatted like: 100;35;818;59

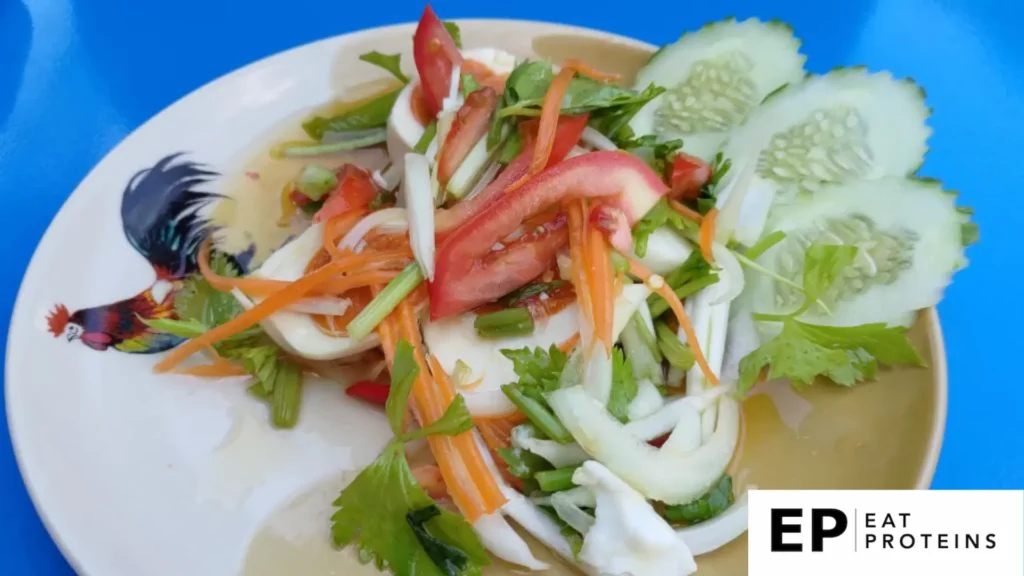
437;87;500;187
430;151;667;319
412;5;463;119
312;165;378;223
666;152;712;200
434;114;589;238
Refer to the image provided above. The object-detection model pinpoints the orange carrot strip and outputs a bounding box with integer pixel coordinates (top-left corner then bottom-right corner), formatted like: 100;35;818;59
173;363;249;377
587;226;613;349
558;332;581;353
428;354;506;511
628;258;719;386
155;254;389;372
699;207;719;265
506;67;577;192
567;200;593;328
322;209;368;260
564;58;621;82
668;199;704;223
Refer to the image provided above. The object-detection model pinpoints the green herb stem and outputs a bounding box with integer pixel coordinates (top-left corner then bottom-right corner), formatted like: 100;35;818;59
648;274;720;318
744;230;787;260
475;308;535;339
347;264;425;341
501;384;573;444
413;122;437;154
271;361;302;429
656;322;696;370
278;130;388;157
535;466;580;493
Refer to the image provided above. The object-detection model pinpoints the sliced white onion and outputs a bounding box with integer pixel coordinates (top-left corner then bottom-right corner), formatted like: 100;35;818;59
713;157;756;244
627;379;666;422
720;310;760;384
708;243;745;306
581;126;619;151
372;161;404;192
567;145;590;158
441;64;464;113
501;491;586;569
404;153;436;280
532;486;596;508
470;433;551;570
511;425;589;468
463;160;501;201
582;345;613;404
552;491;596;534
548;386;739;505
338;208;408;251
285;296;352;316
676;491;750;556
462;390;519;418
623;387;728;442
660;401;705;453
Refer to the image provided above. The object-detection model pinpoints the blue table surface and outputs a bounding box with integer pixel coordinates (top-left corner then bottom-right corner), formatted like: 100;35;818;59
2;0;1022;572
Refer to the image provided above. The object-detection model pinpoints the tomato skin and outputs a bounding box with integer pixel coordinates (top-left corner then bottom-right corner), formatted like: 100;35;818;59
312;165;378;223
437;87;500;187
412;5;463;118
434;114;590;238
431;151;667;319
666;152;712;199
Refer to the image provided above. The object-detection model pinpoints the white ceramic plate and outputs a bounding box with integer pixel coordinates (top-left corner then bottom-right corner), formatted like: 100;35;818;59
5;18;947;576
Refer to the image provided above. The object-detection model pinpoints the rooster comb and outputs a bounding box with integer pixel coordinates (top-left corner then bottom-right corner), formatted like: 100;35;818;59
46;304;71;337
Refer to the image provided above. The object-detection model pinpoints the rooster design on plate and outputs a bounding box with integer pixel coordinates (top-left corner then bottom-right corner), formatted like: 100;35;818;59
45;153;255;353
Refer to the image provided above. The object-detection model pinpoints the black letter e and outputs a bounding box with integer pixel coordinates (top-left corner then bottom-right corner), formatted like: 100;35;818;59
771;508;803;552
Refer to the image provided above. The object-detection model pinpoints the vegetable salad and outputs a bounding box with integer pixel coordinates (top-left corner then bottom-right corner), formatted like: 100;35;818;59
148;6;975;575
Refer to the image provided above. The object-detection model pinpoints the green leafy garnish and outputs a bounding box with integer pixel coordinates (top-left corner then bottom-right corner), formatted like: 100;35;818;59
607;347;638;423
332;341;489;576
631;198;701;258
154;249;304;428
646;250;718;318
738;244;924;393
535;466;580;493
663;475;734;525
587;83;665;142
302;88;402;141
498;129;522;164
358;51;410;84
618;134;684;175
500;345;569;404
696;153;731;215
443;21;463;49
655;322;696;370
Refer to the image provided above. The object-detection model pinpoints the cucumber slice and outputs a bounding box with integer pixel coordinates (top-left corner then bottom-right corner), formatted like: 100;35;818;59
630;18;806;161
720;68;932;204
744;177;965;328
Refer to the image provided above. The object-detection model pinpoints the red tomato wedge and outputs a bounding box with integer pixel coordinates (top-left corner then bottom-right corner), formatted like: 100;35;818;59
430;151;669;319
312;165;378;223
434;114;589;238
666;152;712;199
412;5;463;119
437;87;499;187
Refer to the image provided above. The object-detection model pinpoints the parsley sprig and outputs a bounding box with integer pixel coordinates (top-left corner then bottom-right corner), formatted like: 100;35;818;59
331;341;489;576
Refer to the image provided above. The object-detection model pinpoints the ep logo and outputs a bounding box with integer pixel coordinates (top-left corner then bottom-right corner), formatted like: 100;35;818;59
771;508;849;552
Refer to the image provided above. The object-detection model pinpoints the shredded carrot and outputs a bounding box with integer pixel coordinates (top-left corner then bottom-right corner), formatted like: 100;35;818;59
627;258;719;386
699;207;719;264
427;354;506;511
173;362;249;377
566;200;593;328
563;58;621;82
587;226;613;350
474;413;526;451
558;332;581;354
156;252;401;372
322;209;368;259
668;198;704;223
506;67;577;192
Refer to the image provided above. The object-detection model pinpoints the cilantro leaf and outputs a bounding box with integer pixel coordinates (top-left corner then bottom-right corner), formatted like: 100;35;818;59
443;21;463;49
696;152;731;215
174;251;243;327
500;345;569;404
607;347;638;423
403;395;474;441
797;244;858;316
619;134;684;175
387;340;419;436
631;198;701;258
141;317;208;339
663;475;734;525
359;51;409;84
332;339;490;576
332;443;488;576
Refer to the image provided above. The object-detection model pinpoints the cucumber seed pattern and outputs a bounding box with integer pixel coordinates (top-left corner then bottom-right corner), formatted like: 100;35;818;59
655;51;758;135
771;214;918;312
757;106;874;191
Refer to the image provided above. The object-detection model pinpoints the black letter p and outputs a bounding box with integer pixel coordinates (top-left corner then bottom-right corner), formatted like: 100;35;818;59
811;508;848;552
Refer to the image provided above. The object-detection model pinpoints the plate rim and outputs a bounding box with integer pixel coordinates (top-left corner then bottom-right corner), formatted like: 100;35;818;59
4;17;948;576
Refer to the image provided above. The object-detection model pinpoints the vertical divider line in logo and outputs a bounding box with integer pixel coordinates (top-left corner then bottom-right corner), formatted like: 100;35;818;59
854;508;858;552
